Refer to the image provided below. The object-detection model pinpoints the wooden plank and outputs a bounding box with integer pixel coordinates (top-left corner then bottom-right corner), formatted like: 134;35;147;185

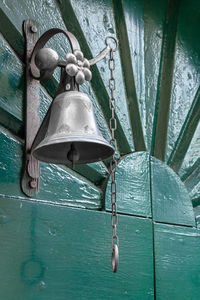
71;162;108;187
154;223;200;300
0;34;23;122
151;0;180;161
168;86;200;172
0;196;154;299
112;0;146;151
151;156;195;227
166;0;200;162
0;130;102;209
105;152;151;217
143;0;166;151
183;160;200;193
0;7;24;61
55;0;132;155
0;108;23;140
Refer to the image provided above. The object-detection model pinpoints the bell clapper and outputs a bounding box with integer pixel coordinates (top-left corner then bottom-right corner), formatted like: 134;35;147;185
67;143;80;169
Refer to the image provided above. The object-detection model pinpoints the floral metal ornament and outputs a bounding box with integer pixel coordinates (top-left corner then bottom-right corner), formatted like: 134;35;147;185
65;50;92;85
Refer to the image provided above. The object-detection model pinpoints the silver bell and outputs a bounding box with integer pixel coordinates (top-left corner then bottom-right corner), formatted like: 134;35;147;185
32;91;114;165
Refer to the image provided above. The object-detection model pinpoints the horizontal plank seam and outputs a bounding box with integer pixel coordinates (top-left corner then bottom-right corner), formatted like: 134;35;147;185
0;193;197;228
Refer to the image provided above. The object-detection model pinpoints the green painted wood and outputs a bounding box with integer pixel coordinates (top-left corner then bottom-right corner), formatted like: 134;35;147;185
0;35;23;122
154;223;200;300
55;0;132;155
0;129;102;209
0;196;154;300
69;162;108;186
105;152;151;217
183;161;200;194
112;0;146;151
0;108;23;140
168;86;200;172
151;0;180;161
123;0;146;148
105;152;195;226
179;122;200;179
166;0;200;162
0;7;24;61
182;158;200;208
143;0;166;151
151;156;195;226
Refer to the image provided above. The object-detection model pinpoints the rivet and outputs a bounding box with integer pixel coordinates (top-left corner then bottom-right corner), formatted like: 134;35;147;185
29;180;37;188
31;25;37;33
66;83;71;90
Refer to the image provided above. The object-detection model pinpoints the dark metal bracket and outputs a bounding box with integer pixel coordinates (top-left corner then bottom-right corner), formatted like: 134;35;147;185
21;19;116;197
21;19;41;197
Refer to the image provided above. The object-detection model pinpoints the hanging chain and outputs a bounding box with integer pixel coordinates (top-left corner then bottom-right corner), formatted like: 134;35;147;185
105;36;119;273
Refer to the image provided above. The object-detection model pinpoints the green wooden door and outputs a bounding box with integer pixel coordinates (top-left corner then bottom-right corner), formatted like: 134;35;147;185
0;0;199;299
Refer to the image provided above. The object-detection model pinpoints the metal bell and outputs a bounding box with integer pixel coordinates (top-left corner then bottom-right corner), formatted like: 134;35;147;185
32;91;114;165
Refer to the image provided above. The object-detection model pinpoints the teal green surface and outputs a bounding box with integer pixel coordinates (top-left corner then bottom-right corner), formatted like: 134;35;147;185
151;156;195;226
155;223;200;300
166;0;200;163
0;197;154;300
113;0;146;151
105;152;151;217
105;152;195;226
143;0;166;151
0;130;102;210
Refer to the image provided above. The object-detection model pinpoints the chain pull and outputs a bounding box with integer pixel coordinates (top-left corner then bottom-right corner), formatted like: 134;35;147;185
106;36;119;273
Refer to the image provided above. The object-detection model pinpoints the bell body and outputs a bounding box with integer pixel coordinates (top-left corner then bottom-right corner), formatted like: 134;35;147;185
33;91;114;164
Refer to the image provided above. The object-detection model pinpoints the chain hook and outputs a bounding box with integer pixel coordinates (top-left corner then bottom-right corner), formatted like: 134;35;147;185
105;36;118;52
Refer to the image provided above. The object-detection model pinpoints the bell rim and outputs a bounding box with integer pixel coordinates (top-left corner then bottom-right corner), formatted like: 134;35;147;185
32;135;114;164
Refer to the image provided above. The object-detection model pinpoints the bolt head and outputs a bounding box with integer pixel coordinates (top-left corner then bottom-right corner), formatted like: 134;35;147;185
31;25;37;33
66;84;71;90
29;180;37;189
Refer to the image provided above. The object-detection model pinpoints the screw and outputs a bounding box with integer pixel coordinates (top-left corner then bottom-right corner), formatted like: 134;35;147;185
31;25;37;33
66;84;71;90
29;180;37;189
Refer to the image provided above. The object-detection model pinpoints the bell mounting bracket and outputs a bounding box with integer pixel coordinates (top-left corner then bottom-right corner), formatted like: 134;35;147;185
21;19;114;197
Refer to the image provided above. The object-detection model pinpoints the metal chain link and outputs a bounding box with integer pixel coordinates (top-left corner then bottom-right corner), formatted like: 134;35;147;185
106;36;119;273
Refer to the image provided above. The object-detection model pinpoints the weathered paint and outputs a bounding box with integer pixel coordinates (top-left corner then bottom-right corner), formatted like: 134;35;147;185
105;152;151;217
105;152;195;226
151;0;179;161
123;0;146;148
154;223;200;300
143;0;166;151
0;130;102;210
0;34;23;122
179;122;200;180
112;0;146;151
0;196;154;299
166;0;200;163
168;86;200;172
151;156;195;226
